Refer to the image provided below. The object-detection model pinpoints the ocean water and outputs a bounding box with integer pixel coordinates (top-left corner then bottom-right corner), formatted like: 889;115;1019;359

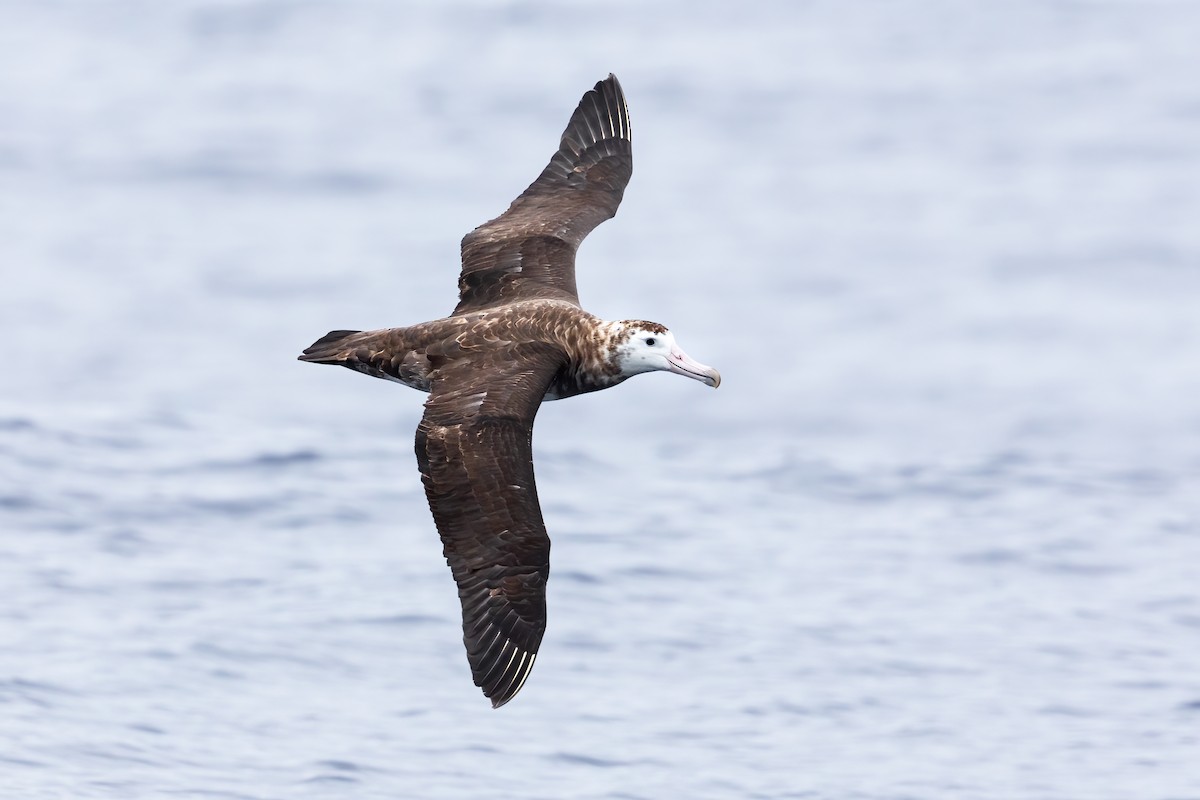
3;1;1200;797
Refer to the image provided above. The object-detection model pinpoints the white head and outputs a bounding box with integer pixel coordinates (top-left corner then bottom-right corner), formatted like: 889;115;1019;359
610;321;721;388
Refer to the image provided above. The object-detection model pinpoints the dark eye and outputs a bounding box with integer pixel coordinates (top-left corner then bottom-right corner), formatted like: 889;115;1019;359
644;337;656;346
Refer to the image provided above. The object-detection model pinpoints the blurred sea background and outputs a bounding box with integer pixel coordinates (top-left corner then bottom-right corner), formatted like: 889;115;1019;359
2;1;1199;798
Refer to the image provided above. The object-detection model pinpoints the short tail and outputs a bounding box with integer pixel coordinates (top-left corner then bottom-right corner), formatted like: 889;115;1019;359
298;329;362;364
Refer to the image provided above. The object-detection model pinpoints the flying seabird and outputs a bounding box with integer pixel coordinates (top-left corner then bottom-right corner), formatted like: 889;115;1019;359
299;74;720;708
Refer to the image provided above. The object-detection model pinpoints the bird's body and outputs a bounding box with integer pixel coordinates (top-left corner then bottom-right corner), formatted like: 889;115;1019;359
300;75;719;707
299;299;661;401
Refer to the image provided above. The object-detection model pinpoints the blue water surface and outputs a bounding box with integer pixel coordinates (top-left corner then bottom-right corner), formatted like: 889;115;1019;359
2;2;1199;798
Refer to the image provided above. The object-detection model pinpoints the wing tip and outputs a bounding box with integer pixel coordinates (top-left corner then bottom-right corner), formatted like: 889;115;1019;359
567;73;631;149
465;608;545;709
485;651;538;709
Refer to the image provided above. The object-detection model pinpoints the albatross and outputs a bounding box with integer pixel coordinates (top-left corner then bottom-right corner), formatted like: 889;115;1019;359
299;74;720;707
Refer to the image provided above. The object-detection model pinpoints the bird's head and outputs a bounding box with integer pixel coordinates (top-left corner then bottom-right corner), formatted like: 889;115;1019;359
610;320;721;388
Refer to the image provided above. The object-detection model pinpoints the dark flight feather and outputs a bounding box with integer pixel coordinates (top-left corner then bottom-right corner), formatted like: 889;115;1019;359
415;344;566;707
455;74;633;315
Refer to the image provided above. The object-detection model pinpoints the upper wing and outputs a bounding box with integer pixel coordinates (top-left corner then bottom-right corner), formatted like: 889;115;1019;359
414;342;567;707
454;74;633;315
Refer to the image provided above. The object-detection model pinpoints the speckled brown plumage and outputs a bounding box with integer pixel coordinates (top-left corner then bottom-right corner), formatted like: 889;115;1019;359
299;75;714;709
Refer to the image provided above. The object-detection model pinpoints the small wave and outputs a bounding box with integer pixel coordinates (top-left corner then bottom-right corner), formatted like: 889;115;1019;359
351;613;445;627
299;774;359;785
557;569;604;585
546;752;633;768
127;159;396;197
173;449;323;474
0;494;37;511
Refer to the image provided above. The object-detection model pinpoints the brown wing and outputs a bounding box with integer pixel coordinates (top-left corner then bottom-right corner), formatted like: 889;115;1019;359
414;342;567;707
454;74;633;315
